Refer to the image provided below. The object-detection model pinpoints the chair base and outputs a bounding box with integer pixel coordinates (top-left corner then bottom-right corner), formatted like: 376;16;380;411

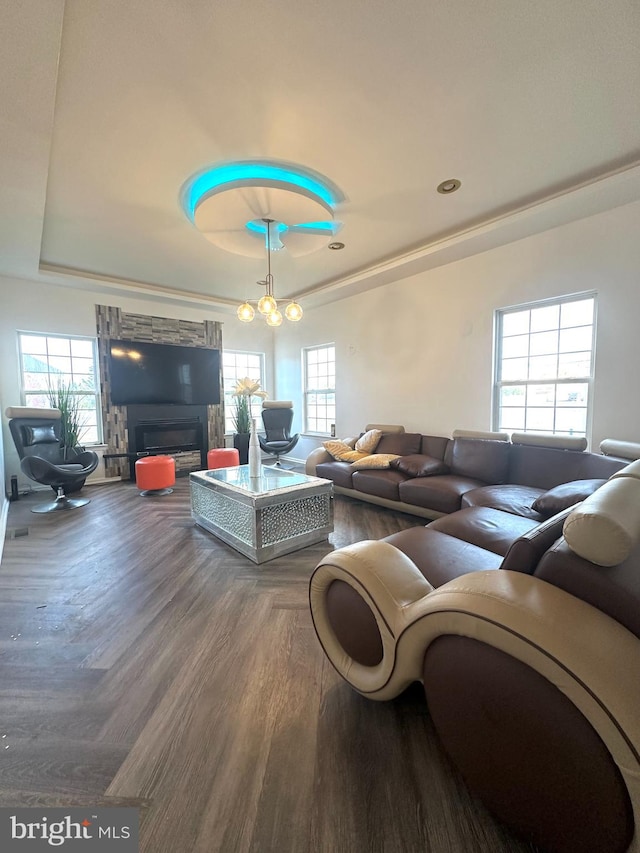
139;487;174;497
272;459;295;470
31;487;91;513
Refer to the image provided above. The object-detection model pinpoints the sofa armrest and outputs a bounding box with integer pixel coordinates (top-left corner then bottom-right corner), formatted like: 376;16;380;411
418;572;640;853
413;570;640;717
311;543;640;738
310;553;640;844
305;446;332;475
499;506;573;573
305;435;360;475
309;540;433;694
410;572;640;840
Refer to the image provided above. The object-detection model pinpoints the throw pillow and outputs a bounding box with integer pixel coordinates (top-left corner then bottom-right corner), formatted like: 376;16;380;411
340;450;371;463
355;428;382;454
351;453;401;470
323;440;369;463
531;479;608;517
389;454;449;477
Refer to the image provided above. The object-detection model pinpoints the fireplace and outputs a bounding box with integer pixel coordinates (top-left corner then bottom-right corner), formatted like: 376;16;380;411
126;404;209;477
135;418;203;455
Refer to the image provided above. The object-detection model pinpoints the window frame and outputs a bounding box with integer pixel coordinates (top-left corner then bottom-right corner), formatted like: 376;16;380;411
222;349;266;435
303;343;336;436
18;331;103;445
492;292;597;442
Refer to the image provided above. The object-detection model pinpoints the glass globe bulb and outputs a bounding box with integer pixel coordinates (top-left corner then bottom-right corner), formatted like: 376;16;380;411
284;301;303;322
266;309;283;327
258;294;277;315
237;301;255;322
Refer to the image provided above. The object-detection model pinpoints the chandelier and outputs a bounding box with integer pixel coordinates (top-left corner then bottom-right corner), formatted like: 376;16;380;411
237;219;303;326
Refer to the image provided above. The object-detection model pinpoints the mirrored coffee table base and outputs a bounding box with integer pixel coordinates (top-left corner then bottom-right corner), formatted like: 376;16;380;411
190;465;334;564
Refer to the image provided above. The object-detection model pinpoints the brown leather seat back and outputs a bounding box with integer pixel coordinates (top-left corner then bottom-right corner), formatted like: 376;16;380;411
508;444;624;490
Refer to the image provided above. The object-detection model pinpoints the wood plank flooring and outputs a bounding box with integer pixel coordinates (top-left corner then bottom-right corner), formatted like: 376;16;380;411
1;478;539;852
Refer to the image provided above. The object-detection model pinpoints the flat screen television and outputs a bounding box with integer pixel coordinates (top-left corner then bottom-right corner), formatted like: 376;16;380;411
109;340;221;406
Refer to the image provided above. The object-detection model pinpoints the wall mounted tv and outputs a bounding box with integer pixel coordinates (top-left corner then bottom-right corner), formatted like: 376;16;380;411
109;340;221;406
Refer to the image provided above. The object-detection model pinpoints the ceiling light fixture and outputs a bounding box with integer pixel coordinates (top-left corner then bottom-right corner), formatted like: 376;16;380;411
181;159;345;258
437;178;461;194
328;241;345;250
237;219;303;326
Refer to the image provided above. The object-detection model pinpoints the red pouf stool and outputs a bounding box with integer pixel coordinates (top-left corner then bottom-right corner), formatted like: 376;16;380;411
135;455;175;496
207;448;240;470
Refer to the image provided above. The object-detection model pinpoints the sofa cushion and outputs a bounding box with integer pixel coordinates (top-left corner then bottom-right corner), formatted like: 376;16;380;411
531;479;607;517
461;484;545;520
398;475;486;515
351;453;401;470
376;431;422;456
383;527;503;588
352;469;409;501
450;438;511;485
429;507;540;556
355;429;382;454
420;435;450;460
316;460;355;489
389;454;449;477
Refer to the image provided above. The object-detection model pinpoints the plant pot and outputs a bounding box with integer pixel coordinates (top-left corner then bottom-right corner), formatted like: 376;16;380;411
233;432;250;465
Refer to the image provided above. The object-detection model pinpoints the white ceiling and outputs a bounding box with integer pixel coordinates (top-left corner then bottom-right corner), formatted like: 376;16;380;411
2;0;640;312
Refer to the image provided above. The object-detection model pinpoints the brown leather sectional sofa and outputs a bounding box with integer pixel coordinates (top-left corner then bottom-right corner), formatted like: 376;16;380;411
306;425;625;520
308;430;640;853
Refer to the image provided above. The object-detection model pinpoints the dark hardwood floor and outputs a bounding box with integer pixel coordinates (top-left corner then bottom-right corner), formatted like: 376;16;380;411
0;478;538;852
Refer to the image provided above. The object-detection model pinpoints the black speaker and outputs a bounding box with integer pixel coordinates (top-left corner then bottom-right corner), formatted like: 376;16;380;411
10;475;19;501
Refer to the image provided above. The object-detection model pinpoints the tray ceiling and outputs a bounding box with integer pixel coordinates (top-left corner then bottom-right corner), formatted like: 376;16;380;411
2;0;640;309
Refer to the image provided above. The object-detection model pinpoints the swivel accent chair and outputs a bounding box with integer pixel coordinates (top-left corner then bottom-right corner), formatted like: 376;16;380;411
259;401;300;468
7;407;99;513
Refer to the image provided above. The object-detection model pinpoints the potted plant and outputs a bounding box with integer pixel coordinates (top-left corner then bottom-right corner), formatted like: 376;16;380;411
231;377;267;463
47;381;86;461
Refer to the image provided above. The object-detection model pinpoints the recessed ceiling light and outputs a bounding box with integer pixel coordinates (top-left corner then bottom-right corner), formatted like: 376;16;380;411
328;241;345;250
437;178;461;194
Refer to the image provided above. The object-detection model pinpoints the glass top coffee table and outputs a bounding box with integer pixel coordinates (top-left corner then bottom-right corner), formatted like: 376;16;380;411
190;465;334;564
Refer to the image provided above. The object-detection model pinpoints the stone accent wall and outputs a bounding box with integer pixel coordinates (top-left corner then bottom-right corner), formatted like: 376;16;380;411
96;305;225;479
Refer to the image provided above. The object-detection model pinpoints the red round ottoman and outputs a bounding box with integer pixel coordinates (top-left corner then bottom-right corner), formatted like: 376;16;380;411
207;448;240;469
135;455;175;496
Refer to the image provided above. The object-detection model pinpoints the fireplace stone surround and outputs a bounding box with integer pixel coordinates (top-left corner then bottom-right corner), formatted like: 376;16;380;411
96;305;225;480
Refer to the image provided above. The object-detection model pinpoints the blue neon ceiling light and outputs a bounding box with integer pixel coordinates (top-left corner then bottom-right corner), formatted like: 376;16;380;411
290;221;339;233
245;220;289;235
183;160;342;221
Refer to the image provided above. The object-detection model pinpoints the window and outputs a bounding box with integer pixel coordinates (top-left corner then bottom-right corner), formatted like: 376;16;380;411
493;294;596;439
18;332;102;444
222;350;266;433
304;344;335;434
